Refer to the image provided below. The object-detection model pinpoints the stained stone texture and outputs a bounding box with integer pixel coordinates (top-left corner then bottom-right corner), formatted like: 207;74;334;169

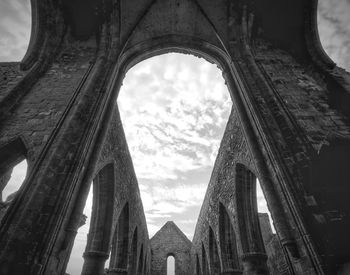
0;63;26;102
191;108;269;275
1;0;350;274
151;222;191;275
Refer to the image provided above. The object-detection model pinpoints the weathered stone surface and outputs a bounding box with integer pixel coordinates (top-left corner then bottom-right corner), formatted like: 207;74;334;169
151;221;191;275
258;213;289;275
0;0;350;274
0;63;26;103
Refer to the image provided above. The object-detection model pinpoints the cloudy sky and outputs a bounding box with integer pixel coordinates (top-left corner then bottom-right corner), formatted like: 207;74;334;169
1;0;349;274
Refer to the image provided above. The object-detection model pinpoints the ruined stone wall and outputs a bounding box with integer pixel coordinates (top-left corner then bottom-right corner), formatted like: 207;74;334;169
191;106;254;273
190;106;290;274
0;63;27;103
1;0;350;274
150;221;191;275
252;39;350;269
254;40;350;151
0;40;99;273
96;105;151;274
259;213;289;275
0;39;96;166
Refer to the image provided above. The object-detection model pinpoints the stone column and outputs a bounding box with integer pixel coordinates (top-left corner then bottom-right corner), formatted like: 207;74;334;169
241;253;268;275
57;214;87;274
235;165;269;275
0;2;120;273
81;166;115;275
81;251;109;275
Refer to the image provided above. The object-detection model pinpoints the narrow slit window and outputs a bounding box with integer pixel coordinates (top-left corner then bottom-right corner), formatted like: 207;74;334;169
167;255;175;275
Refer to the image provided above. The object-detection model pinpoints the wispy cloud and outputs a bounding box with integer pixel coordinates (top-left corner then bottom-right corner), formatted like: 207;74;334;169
119;54;231;183
118;53;232;238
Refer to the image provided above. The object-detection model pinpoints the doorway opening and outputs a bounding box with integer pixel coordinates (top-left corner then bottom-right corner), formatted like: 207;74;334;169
167;255;175;275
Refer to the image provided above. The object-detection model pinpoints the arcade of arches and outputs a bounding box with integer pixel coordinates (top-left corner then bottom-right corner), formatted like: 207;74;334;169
1;0;350;275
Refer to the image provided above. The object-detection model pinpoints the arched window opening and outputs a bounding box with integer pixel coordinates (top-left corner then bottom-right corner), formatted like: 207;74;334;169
129;227;138;275
167;255;175;275
219;203;240;272
235;164;268;273
109;203;130;272
0;159;27;217
209;227;221;275
235;164;264;253
201;243;209;275
0;139;28;222
118;53;232;239
235;164;289;274
66;164;115;275
1;159;27;203
0;0;31;61
256;180;276;233
256;180;289;274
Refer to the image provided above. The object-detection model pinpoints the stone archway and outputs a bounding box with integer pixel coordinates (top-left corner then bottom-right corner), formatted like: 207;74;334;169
0;1;349;274
219;202;241;274
81;163;115;275
109;202;130;275
234;163;268;274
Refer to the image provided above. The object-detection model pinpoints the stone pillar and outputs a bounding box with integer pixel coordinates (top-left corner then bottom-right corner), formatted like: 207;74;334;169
107;267;128;275
241;253;268;275
81;167;115;275
81;251;109;275
56;214;87;274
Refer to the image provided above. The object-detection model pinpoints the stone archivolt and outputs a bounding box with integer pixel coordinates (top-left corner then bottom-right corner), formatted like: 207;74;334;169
0;0;350;274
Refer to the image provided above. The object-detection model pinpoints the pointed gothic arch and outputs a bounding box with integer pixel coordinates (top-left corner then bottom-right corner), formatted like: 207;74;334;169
109;202;130;274
0;0;347;274
219;202;241;273
81;163;115;275
235;163;268;274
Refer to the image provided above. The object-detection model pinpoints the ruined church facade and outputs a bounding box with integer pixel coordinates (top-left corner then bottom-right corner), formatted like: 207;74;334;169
0;0;350;274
